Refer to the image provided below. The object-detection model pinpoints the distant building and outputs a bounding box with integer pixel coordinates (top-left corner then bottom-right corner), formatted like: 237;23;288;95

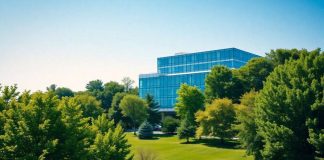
139;48;259;112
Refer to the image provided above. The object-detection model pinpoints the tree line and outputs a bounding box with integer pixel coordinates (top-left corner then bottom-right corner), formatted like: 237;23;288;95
174;48;323;160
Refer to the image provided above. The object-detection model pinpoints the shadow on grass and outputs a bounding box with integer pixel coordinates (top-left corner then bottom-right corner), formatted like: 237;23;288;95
135;133;175;140
180;138;241;149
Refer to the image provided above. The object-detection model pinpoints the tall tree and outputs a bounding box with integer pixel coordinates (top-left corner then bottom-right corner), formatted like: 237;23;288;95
175;84;204;124
120;95;148;135
235;90;263;159
55;87;74;99
265;48;301;66
196;98;236;143
255;49;323;159
121;77;135;92
89;114;132;160
205;66;243;102
234;57;274;91
72;93;104;118
108;92;131;127
102;81;124;109
145;94;161;126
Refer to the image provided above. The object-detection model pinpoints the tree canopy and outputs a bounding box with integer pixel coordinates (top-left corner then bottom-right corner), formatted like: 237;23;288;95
255;49;323;159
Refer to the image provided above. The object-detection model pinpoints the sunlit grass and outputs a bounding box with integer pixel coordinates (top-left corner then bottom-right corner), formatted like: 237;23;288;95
126;133;252;160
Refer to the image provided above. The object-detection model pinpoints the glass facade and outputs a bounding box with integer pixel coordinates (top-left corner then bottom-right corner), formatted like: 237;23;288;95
139;48;259;112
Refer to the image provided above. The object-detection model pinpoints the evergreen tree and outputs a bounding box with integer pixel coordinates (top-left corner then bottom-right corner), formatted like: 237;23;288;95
138;121;154;139
255;49;323;159
145;94;161;126
177;117;196;143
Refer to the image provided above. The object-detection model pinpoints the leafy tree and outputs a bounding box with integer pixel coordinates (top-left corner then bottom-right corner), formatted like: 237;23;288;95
196;98;236;143
0;92;63;159
145;94;161;126
235;90;263;159
129;86;139;95
46;84;57;92
108;92;132;127
73;93;104;118
234;57;274;91
86;79;104;93
89;114;132;160
255;49;323;159
177;117;196;143
161;116;179;133
265;48;301;66
0;86;133;159
122;77;135;92
101;81;124;109
120;95;148;135
58;97;92;159
55;87;74;99
138;121;153;139
205;66;243;102
175;84;204;124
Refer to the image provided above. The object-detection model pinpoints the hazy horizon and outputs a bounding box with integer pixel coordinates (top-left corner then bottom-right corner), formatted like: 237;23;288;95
1;0;323;92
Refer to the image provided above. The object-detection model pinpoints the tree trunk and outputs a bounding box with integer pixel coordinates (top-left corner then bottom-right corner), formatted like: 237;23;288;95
133;120;136;135
186;137;189;143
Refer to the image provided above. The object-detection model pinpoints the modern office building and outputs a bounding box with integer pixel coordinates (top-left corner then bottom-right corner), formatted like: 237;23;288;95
139;48;259;112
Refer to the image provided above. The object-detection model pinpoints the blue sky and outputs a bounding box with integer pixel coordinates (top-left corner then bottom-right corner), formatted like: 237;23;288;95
0;0;323;91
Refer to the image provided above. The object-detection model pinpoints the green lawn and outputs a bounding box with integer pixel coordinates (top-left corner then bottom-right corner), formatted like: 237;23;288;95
126;133;252;160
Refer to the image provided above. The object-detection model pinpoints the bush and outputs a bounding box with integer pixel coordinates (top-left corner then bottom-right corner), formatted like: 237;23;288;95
161;116;179;134
138;121;153;139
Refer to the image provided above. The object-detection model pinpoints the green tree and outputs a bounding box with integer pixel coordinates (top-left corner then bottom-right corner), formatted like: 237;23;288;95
58;97;92;159
196;98;236;143
161;116;179;133
101;81;124;109
265;48;301;66
108;92;132;128
235;57;274;91
89;114;132;160
122;77;135;92
235;90;263;159
0;92;63;159
175;84;204;124
177;117;196;143
205;66;243;102
73;93;104;118
120;95;148;135
55;87;74;99
138;121;154;139
255;49;323;159
145;94;161;126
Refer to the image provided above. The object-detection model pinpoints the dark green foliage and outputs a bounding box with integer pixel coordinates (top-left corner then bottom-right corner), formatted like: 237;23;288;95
108;92;132;128
235;90;263;159
138;121;154;139
55;87;74;99
255;49;323;159
265;48;301;66
177;117;196;143
235;57;274;91
205;66;243;102
161;116;179;133
145;94;161;126
102;81;124;109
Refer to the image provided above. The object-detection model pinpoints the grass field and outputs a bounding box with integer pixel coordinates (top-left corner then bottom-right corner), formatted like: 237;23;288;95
126;133;252;160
